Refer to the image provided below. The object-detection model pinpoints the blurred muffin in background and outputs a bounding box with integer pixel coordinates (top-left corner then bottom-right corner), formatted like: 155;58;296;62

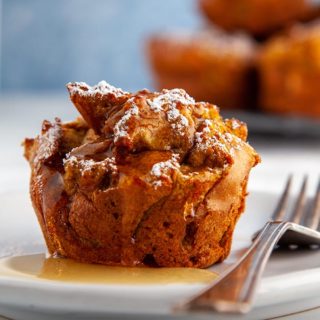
258;21;320;118
198;0;320;39
147;29;257;110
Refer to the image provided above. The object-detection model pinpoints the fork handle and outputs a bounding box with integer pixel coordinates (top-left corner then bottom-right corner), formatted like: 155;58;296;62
181;221;289;314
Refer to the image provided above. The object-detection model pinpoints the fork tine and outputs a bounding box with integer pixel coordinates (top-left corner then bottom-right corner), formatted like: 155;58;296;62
272;175;292;221
290;175;308;224
306;177;320;230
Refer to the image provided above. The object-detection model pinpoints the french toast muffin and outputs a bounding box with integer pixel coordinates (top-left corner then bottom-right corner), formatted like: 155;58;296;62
147;29;257;110
24;81;260;268
198;0;320;38
258;22;320;118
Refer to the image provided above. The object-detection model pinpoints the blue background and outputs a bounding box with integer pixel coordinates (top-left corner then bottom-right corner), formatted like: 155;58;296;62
0;0;202;92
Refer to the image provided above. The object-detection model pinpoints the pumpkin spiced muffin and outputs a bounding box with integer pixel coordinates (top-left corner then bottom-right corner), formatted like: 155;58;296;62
258;21;320;118
147;29;257;110
24;81;260;268
199;0;320;38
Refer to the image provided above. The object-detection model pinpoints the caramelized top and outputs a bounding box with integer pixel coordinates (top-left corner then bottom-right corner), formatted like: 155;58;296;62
25;81;259;205
67;81;254;168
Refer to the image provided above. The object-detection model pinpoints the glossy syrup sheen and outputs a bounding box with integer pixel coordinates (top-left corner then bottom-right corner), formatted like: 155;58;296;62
2;254;218;285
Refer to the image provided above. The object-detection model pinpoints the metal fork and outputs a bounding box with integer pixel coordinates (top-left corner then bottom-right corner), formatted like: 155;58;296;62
177;175;320;314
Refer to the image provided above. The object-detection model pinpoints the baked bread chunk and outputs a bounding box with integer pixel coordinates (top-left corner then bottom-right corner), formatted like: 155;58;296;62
258;22;320;118
199;0;320;38
24;81;260;268
147;29;257;110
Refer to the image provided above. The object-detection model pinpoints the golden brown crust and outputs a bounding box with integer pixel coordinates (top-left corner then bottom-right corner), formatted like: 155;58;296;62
199;0;320;38
24;81;260;268
67;81;131;134
147;30;257;110
258;22;320;118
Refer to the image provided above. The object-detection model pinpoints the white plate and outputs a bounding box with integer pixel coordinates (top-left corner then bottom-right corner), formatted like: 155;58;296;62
0;190;319;320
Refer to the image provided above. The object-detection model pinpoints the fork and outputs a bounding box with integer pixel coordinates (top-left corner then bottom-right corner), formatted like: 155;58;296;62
177;175;320;314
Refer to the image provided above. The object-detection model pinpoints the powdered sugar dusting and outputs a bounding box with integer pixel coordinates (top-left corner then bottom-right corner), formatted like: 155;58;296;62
105;157;118;172
195;131;224;152
202;119;212;133
149;154;180;188
194;120;228;154
114;100;139;141
228;119;242;130
65;155;117;174
194;120;212;150
147;89;193;135
224;132;242;153
148;89;195;111
68;81;128;97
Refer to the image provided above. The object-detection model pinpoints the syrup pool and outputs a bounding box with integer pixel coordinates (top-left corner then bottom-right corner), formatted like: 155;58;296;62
0;254;217;285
